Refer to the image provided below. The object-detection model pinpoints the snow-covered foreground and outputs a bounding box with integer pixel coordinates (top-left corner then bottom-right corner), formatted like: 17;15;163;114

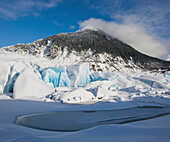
0;49;170;141
1;100;170;142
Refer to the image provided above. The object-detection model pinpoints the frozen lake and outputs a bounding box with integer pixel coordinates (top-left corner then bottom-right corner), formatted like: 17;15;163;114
15;106;170;132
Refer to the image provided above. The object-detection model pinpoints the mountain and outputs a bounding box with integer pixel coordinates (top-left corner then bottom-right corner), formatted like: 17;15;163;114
3;27;170;72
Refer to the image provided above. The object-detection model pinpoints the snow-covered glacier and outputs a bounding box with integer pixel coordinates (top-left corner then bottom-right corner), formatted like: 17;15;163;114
0;48;169;105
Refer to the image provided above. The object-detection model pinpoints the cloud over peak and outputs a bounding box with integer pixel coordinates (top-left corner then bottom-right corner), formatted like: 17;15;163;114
79;18;168;58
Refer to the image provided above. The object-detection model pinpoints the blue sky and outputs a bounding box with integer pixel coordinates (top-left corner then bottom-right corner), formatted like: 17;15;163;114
0;0;169;59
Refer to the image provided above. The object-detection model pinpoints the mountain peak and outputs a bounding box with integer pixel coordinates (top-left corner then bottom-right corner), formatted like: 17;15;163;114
76;27;99;32
3;29;170;73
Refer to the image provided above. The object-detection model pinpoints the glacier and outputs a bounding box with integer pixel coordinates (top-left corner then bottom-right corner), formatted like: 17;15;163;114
0;48;169;104
40;64;91;89
41;66;70;88
67;64;91;87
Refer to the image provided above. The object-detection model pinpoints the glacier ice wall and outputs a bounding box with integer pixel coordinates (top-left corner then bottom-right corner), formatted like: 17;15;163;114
67;64;91;87
4;61;31;95
40;64;91;88
2;63;93;96
41;66;70;88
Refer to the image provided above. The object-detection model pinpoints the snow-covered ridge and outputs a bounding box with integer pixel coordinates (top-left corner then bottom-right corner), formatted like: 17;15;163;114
76;27;99;32
2;28;170;73
2;43;141;73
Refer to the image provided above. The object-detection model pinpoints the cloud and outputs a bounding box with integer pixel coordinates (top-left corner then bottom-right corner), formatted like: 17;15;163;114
79;18;168;58
79;0;170;59
69;25;75;29
88;0;170;41
0;0;62;20
53;21;59;26
52;21;63;27
166;55;170;61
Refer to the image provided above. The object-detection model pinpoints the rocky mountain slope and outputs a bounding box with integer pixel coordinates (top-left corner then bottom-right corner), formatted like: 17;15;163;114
3;28;170;72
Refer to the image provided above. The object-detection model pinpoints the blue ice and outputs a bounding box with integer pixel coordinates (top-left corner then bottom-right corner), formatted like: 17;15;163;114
41;66;70;88
67;64;91;87
75;64;91;87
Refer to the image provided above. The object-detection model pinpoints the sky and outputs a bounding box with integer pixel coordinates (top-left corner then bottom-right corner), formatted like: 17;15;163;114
0;0;169;60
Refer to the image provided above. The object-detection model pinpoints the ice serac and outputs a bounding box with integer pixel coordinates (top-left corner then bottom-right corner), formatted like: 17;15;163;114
37;64;91;89
41;68;55;88
4;61;31;94
13;68;54;100
67;64;91;87
41;66;70;88
0;51;10;94
0;65;9;95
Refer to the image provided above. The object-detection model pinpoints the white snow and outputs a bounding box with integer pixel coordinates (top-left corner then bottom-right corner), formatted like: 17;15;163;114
0;48;170;142
0;100;170;142
58;87;95;104
76;27;99;32
13;68;54;100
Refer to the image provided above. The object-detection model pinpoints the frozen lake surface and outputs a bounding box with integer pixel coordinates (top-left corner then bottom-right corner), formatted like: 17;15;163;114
15;106;170;132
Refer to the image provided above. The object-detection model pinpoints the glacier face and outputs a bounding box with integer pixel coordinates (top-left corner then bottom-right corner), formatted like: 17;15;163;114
39;64;91;88
67;64;91;87
0;49;170;104
0;52;107;97
41;66;70;88
40;64;92;88
39;63;119;90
